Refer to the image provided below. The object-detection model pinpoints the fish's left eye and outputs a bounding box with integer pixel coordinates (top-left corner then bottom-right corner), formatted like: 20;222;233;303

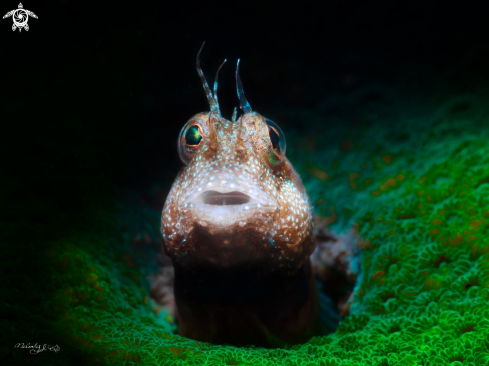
265;118;286;159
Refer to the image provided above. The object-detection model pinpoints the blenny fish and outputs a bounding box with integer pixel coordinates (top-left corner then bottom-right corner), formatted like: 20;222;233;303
160;43;321;347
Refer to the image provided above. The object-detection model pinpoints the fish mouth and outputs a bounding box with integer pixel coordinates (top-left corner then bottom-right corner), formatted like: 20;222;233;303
188;188;273;209
196;190;251;206
183;187;277;226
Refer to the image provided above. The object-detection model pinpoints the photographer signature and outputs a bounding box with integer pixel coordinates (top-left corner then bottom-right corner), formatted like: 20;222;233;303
15;343;60;354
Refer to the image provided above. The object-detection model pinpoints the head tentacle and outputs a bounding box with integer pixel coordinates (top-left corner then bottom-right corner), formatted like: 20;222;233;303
236;59;252;114
213;59;227;115
196;42;219;114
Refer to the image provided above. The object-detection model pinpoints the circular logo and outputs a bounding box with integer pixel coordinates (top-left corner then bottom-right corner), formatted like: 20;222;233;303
12;9;28;27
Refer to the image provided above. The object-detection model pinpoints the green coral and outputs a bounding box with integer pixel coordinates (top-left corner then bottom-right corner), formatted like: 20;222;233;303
5;91;489;365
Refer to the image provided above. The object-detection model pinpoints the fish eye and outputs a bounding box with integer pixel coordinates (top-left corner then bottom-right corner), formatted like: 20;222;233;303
185;125;202;146
178;122;204;165
265;118;286;159
268;126;280;150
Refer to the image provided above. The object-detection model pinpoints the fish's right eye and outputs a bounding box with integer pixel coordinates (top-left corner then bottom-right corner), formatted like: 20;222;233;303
178;121;204;165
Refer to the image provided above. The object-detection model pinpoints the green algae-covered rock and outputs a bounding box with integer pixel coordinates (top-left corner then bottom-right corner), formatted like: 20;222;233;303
4;88;489;365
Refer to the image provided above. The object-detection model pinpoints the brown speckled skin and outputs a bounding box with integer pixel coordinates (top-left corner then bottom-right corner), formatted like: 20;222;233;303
161;110;319;347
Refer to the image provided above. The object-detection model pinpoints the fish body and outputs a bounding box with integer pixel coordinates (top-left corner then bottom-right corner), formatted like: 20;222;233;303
160;45;319;347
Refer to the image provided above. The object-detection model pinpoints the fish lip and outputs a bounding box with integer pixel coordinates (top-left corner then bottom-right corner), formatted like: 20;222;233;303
191;190;276;208
184;185;277;209
178;172;279;229
195;190;251;205
181;186;278;225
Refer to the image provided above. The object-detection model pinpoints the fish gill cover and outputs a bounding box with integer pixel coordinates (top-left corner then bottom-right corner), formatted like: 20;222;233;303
3;76;489;365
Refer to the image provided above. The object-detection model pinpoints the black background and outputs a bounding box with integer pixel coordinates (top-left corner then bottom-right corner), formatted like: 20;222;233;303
2;0;489;224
